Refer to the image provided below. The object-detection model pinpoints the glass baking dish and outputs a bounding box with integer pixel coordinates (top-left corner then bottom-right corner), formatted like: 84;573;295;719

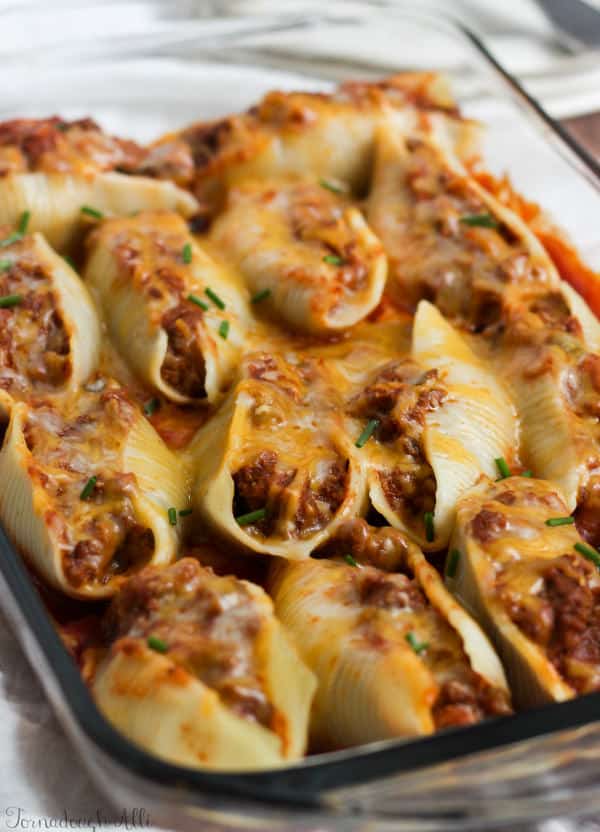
1;4;600;829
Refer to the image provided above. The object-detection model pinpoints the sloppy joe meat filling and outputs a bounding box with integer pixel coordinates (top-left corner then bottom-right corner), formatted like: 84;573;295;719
23;385;154;588
0;243;71;394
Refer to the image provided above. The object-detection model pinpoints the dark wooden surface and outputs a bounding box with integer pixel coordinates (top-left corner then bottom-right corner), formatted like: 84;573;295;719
562;112;600;158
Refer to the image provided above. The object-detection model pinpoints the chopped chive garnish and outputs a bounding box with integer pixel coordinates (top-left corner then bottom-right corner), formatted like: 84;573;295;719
495;457;511;479
205;287;225;310
460;213;499;229
344;554;358;567
251;288;271;304
323;254;345;266
80;476;97;500
18;210;30;235
179;508;193;517
0;231;23;248
236;507;267;526
218;319;230;340
168;507;177;526
80;205;103;220
355;418;379;448
406;632;428;655
187;293;209;311
574;542;600;569
0;294;22;308
182;242;193;264
0;259;12;272
63;255;76;270
147;635;168;654
424;511;435;542
446;548;460;578
521;470;533;478
546;516;575;527
319;178;345;194
143;397;160;417
84;377;106;393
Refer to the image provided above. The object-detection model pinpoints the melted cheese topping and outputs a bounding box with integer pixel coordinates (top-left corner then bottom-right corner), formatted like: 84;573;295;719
24;385;153;588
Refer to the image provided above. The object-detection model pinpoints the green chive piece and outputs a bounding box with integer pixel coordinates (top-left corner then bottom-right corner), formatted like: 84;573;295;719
323;254;345;266
251;288;272;304
218;319;230;340
406;632;428;655
80;205;104;220
424;511;435;542
574;542;600;569
521;470;533;478
446;548;460;579
179;508;193;517
18;210;30;235
205;287;225;310
168;507;177;526
187;293;209;311
80;476;97;500
355;418;379;448
460;213;499;229
0;259;12;272
319;178;345;194
0;231;23;248
0;294;22;308
147;635;168;654
236;507;267;526
546;516;575;527
143;397;160;417
182;242;193;264
344;554;358;567
495;457;511;479
63;255;77;270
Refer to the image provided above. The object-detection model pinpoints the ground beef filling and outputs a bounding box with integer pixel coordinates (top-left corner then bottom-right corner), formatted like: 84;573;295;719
433;675;512;730
105;558;274;728
324;518;409;572
350;361;445;522
160;304;207;398
0;265;71;392
358;571;427;612
501;554;600;693
61;476;155;589
233;449;347;538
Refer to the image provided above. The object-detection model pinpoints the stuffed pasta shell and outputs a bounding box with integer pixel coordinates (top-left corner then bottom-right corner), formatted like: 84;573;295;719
368;118;600;346
144;73;476;209
449;477;600;706
210;178;386;335
348;301;517;549
0;230;100;412
270;523;510;748
191;350;367;558
0;117;197;252
92;558;316;770
0;383;186;598
84;212;249;403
